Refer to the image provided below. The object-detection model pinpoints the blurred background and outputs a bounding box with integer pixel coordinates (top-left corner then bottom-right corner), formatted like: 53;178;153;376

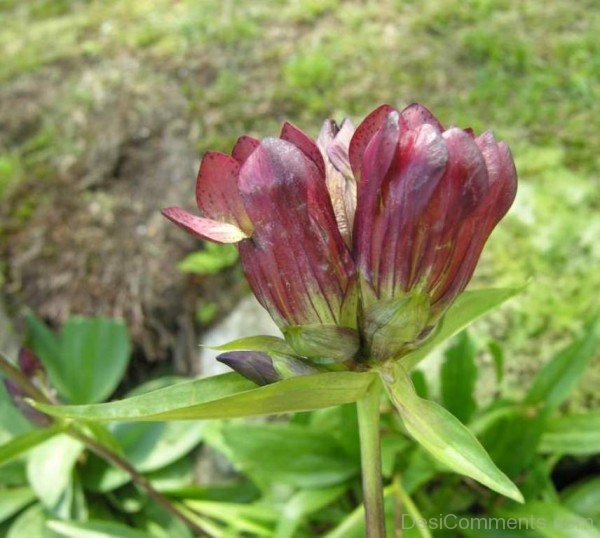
0;0;599;535
1;0;598;398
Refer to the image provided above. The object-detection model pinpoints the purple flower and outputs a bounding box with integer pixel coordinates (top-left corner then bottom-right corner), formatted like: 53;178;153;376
164;103;516;374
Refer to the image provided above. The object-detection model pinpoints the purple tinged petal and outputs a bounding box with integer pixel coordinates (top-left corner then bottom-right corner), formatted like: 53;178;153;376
349;104;397;179
231;135;260;164
195;151;253;234
378;124;449;297
161;207;249;244
216;351;280;386
400;103;444;132
423;128;490;300
352;110;401;292
280;121;326;177
431;134;517;309
238;137;355;327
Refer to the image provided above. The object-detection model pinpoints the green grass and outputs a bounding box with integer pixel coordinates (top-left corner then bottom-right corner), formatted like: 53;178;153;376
1;0;598;396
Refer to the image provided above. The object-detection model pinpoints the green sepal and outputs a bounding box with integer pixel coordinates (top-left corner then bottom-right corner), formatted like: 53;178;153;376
363;293;430;360
282;325;360;363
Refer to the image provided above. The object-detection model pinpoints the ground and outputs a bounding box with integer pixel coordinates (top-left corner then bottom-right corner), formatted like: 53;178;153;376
0;0;598;401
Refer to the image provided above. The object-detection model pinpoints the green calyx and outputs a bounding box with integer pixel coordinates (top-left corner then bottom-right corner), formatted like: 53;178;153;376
362;293;431;361
282;324;361;364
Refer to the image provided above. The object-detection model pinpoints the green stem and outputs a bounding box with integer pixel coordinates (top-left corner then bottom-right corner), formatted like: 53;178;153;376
357;378;386;537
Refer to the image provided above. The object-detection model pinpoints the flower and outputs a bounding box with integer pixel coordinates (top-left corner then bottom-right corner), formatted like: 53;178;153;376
163;103;517;375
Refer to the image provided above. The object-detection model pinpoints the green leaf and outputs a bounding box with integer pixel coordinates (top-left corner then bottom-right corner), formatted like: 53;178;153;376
83;421;204;492
488;340;505;384
502;501;600;538
205;422;359;490
26;435;85;509
276;486;345;538
403;287;521;370
178;243;239;275
206;335;293;355
27;315;132;404
47;519;151;538
0;487;35;524
0;426;65;467
440;331;478;423
539;411;600;456
381;362;523;503
562;476;600;524
31;371;377;422
410;370;428;399
479;405;547;479
526;313;600;411
7;504;62;538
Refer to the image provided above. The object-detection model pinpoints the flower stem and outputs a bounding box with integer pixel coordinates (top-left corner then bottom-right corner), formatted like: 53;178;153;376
356;378;386;537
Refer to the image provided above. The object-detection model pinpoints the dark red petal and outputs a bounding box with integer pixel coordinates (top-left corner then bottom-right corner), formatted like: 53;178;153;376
423;128;490;297
195;151;253;233
400;103;444;132
231;135;260;164
431;135;517;308
361;124;448;298
162;207;248;244
464;127;475;138
349;104;397;178
280;121;325;177
238;137;355;327
353;110;401;286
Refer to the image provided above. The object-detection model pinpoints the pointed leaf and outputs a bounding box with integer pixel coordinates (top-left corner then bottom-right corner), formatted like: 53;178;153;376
47;519;150;538
403;287;521;369
31;372;377;422
440;331;478;423
0;425;65;467
526;313;600;411
539;411;600;456
381;362;523;503
207;335;293;355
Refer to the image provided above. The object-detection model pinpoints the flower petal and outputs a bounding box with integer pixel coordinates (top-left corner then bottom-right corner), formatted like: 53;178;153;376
280;121;325;177
353;110;401;291
431;133;517;309
400;103;444;132
317;118;357;246
238;137;355;327
359;123;449;299
231;135;260;164
195;151;253;234
349;104;397;178
422;128;490;300
161;207;249;244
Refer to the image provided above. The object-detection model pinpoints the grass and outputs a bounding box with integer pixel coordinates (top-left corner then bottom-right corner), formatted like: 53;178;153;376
0;0;598;399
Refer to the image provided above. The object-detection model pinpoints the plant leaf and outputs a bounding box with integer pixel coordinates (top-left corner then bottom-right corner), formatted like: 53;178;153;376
440;331;478;423
0;425;65;467
31;371;377;422
561;476;600;524
381;363;523;503
207;335;293;355
526;313;600;411
403;287;520;370
27;314;131;405
501;501;600;538
0;487;36;525
26;435;84;509
204;421;358;490
47;519;150;538
539;411;600;456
